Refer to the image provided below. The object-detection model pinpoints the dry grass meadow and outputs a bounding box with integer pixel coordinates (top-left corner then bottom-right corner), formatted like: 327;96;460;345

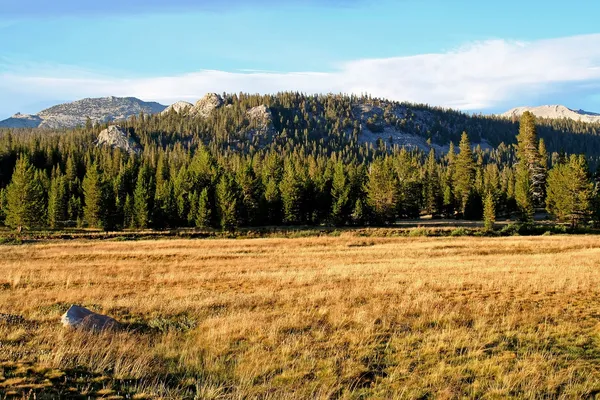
2;234;600;398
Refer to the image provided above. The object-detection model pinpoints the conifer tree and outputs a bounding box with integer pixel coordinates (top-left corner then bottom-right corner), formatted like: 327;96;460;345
5;157;45;232
0;188;7;225
280;162;303;225
123;194;134;228
352;198;366;225
216;173;239;232
133;165;155;229
366;158;398;224
237;165;262;226
546;155;593;227
424;149;442;216
264;176;282;225
483;191;496;231
195;187;212;229
48;170;67;229
331;161;351;225
453;132;476;216
82;163;103;228
515;111;545;220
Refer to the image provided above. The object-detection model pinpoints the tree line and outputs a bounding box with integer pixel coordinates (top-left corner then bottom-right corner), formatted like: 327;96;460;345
0;96;598;232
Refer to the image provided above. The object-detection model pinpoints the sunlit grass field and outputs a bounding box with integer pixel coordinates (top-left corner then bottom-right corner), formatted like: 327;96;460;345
2;234;600;398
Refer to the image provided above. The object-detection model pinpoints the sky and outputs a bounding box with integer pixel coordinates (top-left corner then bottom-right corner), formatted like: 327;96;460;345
1;0;600;119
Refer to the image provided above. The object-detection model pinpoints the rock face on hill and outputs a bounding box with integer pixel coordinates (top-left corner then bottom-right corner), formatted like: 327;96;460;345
245;105;275;140
161;101;193;115
502;105;600;123
0;97;167;129
189;93;224;118
96;125;140;154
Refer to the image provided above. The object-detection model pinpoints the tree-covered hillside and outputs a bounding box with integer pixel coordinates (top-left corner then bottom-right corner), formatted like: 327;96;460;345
0;93;599;231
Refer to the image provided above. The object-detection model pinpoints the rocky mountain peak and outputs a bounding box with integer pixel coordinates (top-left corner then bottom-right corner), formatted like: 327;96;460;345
189;93;224;118
161;101;194;115
0;97;167;129
501;105;600;123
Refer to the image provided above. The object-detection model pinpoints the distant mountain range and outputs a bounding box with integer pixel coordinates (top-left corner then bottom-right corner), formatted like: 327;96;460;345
0;97;166;129
501;105;600;123
2;95;600;131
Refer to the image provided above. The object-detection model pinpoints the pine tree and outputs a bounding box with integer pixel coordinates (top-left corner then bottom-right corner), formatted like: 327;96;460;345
123;194;134;228
538;138;548;205
351;198;366;225
237;165;262;226
5;157;45;232
264;176;282;225
82;163;103;228
330;161;351;225
48;171;67;229
546;155;593;228
366;158;398;224
515;111;545;220
483;191;496;231
280;162;303;225
424;149;442;216
453;132;476;216
0;188;7;225
133;165;155;229
216;173;239;232
195;187;212;229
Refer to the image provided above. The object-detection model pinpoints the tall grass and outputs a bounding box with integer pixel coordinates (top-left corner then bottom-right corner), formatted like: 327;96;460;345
2;235;600;398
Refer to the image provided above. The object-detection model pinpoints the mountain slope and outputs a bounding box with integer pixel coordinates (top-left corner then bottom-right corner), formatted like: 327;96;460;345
502;105;600;123
0;96;167;129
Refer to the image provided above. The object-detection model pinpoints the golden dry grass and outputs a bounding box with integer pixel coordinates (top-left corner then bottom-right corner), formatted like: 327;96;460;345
2;234;600;398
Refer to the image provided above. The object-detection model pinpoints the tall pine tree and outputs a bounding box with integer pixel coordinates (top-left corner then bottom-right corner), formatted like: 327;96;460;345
5;157;46;232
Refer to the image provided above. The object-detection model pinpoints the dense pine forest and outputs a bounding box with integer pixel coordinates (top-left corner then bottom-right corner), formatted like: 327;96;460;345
0;93;599;232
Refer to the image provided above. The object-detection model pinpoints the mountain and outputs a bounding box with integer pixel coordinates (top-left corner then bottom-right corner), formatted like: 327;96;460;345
160;101;193;115
0;96;167;129
502;105;600;123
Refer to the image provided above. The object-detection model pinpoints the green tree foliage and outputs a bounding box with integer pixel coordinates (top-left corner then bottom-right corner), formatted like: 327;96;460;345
5;156;46;232
330;161;351;225
366;158;397;224
195;187;212;229
48;168;68;228
0;92;598;232
216;173;240;232
483;191;496;231
133;165;155;229
280;162;303;225
453;132;476;216
515;112;546;220
82;163;104;228
424;149;442;216
546;155;593;227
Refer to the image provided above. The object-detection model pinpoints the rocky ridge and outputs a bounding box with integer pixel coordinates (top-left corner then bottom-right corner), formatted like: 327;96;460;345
502;105;600;123
0;97;167;129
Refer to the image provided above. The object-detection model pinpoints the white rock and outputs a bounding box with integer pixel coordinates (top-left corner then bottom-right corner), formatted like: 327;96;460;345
61;305;119;331
189;93;224;118
161;101;194;115
97;125;140;154
245;105;275;139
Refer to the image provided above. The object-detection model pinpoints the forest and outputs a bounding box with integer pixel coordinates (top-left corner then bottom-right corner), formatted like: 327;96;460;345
0;93;598;232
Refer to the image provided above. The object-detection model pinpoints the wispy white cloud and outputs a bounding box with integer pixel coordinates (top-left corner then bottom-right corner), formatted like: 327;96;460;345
2;34;600;118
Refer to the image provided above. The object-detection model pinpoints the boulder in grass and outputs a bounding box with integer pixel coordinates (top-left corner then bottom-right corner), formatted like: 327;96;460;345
61;305;119;332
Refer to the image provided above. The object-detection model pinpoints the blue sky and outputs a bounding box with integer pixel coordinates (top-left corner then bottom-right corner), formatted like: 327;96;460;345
1;0;600;118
